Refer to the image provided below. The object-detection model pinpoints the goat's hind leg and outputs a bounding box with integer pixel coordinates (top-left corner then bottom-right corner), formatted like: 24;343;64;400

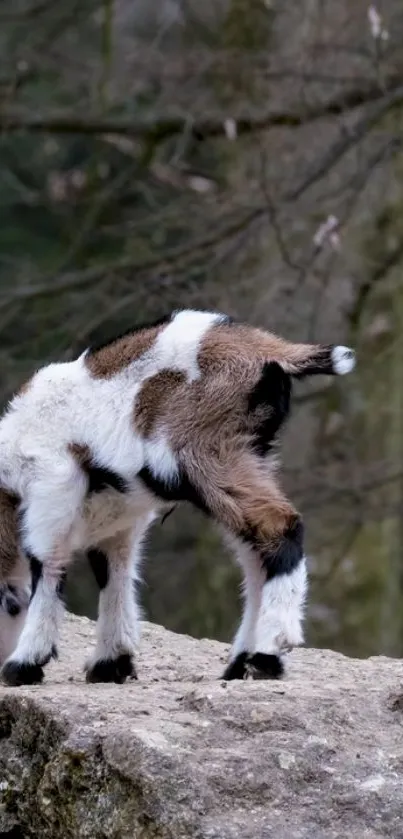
222;537;306;681
222;539;265;680
199;455;307;680
250;545;307;679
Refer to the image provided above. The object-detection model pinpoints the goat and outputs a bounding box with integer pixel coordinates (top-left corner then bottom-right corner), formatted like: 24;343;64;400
0;310;355;685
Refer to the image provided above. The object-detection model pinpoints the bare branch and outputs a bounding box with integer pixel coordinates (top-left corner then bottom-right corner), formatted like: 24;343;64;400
0;207;264;306
288;84;403;201
1;77;403;143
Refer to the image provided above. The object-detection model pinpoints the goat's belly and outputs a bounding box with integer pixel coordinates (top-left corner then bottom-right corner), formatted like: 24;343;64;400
79;485;157;547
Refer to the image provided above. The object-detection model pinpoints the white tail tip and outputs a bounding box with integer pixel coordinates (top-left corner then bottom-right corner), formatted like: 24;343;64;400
331;345;356;375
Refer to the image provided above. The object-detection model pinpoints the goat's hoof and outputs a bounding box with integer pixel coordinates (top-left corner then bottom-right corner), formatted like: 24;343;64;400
222;651;285;681
1;660;45;686
222;652;249;680
247;652;284;680
85;653;137;684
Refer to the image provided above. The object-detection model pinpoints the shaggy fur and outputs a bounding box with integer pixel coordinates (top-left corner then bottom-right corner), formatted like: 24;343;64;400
0;310;355;684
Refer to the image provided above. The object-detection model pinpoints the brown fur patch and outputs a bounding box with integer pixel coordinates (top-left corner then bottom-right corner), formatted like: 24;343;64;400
132;322;299;545
135;370;186;436
184;437;296;545
0;489;20;581
85;325;163;379
133;323;283;452
68;441;93;469
199;322;326;375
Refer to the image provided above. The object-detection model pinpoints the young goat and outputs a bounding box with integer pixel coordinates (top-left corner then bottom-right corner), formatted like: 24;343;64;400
0;310;355;685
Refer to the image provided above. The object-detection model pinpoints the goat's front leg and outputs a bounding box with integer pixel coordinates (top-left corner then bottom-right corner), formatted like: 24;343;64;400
1;463;86;686
85;513;153;684
1;563;67;685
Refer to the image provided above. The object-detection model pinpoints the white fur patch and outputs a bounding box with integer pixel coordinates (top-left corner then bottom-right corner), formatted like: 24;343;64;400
7;573;64;664
225;536;265;660
254;558;308;655
144;434;178;483
153;310;224;381
331;346;355;375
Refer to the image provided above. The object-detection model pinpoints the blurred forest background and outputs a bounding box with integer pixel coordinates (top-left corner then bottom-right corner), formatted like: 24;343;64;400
0;0;402;657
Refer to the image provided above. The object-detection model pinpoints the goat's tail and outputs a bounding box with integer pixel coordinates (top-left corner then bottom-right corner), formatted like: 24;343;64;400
258;332;356;379
285;342;355;378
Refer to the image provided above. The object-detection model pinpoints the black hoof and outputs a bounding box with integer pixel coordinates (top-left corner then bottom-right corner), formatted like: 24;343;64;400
85;653;137;684
248;652;284;680
222;651;284;681
1;660;44;686
222;652;249;680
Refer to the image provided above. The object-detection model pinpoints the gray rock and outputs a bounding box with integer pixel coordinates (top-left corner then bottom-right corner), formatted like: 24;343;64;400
1;614;403;838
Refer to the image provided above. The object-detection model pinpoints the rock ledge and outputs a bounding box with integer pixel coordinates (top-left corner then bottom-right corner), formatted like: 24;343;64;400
1;615;403;838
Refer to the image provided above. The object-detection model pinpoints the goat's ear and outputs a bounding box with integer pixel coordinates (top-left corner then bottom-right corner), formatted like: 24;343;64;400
0;488;20;580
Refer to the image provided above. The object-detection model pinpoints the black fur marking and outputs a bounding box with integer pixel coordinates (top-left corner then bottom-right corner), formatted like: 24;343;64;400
86;463;128;495
27;554;42;600
85;653;137;684
87;314;173;355
27;554;65;603
0;584;21;617
2;644;58;687
222;652;248;681
248;362;292;456
248;653;284;679
1;661;45;686
138;467;209;515
87;548;109;590
222;651;284;680
245;517;304;581
56;571;67;602
292;346;352;378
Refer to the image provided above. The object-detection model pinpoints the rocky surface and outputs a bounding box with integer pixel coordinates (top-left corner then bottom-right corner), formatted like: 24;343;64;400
1;614;403;838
